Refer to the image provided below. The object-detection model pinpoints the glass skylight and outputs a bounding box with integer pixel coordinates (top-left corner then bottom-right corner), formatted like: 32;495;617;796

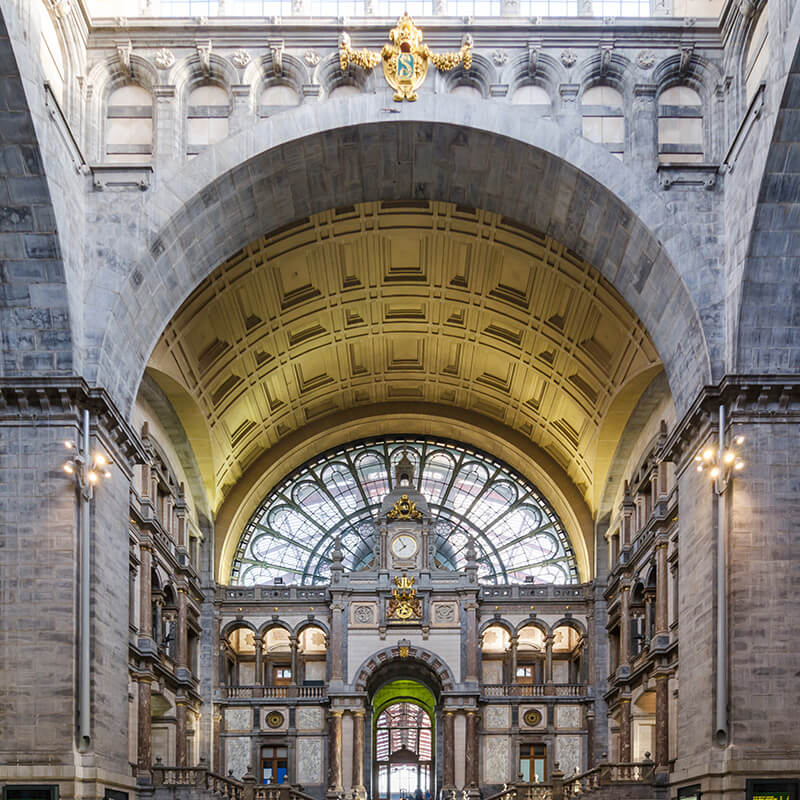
230;436;578;586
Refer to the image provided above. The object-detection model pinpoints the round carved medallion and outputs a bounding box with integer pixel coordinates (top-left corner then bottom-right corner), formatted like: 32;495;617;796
266;711;285;729
523;709;543;727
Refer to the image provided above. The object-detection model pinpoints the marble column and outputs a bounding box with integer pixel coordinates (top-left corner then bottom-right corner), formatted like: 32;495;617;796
464;602;479;683
655;542;669;635
465;711;479;786
328;710;344;792
618;700;632;762
654;676;669;768
619;586;631;669
443;710;455;789
255;635;264;686
509;634;519;683
352;709;366;795
177;588;187;667
544;635;554;684
139;543;152;638
329;602;344;683
290;634;298;684
137;676;153;780
176;697;187;766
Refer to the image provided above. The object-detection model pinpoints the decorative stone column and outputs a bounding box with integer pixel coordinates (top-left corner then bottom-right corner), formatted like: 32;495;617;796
352;709;366;797
290;634;298;684
176;696;187;766
654;675;669;769
465;710;479;786
327;709;344;794
509;634;519;683
618;699;632;762
619;585;631;671
544;634;554;684
137;675;153;781
176;587;187;668
255;635;264;686
139;543;152;638
329;602;344;684
441;709;455;789
655;541;669;636
464;602;479;683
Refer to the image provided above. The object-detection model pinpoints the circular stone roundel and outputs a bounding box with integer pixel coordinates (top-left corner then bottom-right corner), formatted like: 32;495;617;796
523;709;543;727
266;711;285;729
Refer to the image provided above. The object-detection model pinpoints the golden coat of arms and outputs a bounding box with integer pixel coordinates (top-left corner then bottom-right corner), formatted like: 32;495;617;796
387;493;423;520
339;14;473;102
387;575;422;621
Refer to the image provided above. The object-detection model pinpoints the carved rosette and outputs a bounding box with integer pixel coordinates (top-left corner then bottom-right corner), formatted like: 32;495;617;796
154;47;175;70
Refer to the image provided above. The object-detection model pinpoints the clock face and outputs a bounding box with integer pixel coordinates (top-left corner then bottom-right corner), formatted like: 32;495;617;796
391;534;418;559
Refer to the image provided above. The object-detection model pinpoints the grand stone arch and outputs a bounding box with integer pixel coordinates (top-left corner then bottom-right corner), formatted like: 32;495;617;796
353;643;456;693
0;9;74;377
86;95;713;418
736;27;800;373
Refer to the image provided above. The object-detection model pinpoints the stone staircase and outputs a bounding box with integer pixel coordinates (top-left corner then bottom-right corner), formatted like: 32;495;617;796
149;765;317;800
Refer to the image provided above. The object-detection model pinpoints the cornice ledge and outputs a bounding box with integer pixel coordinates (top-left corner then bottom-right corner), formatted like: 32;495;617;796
661;375;800;466
0;376;147;465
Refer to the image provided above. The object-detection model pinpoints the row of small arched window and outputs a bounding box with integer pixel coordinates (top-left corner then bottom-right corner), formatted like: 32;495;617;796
104;80;709;164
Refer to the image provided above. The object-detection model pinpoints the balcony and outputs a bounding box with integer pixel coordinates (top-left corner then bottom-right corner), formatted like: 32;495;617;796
218;685;327;700
480;683;586;698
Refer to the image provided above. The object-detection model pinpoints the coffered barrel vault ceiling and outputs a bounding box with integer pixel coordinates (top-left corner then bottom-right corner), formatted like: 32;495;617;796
148;201;662;516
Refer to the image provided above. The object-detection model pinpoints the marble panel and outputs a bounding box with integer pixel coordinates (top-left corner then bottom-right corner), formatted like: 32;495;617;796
297;706;324;731
484;705;511;730
225;707;252;731
297;736;323;784
483;735;510;783
556;705;582;729
226;736;251;779
556;735;582;776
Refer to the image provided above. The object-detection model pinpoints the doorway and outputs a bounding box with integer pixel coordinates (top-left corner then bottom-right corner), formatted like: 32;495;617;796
375;702;432;800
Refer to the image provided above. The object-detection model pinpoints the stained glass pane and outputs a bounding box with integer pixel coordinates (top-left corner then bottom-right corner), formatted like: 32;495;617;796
231;436;578;586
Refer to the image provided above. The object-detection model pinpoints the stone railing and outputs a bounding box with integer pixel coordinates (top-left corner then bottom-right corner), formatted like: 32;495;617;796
152;764;242;800
481;683;585;698
563;760;657;797
219;685;326;699
253;785;317;800
483;771;564;800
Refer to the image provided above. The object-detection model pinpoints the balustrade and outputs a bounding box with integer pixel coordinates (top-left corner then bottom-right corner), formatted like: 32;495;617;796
481;683;585;697
219;685;326;699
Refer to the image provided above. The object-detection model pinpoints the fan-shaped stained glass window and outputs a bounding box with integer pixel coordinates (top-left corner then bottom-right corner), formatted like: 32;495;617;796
230;436;578;586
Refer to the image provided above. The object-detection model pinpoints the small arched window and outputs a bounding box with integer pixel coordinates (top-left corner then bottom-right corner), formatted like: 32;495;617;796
582;85;625;159
187;84;230;155
259;84;301;117
745;8;769;105
40;5;66;108
106;84;153;163
658;86;704;163
450;84;483;100
511;85;552;118
328;84;361;99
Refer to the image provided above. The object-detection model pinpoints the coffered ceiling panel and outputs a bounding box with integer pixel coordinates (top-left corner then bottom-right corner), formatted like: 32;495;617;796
147;201;662;512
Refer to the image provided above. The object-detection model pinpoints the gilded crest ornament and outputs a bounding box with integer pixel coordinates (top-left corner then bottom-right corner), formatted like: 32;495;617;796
339;14;473;102
387;493;422;521
387;575;422;621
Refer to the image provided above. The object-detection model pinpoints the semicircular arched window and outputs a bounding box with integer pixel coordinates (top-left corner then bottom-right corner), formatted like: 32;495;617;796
230;436;579;586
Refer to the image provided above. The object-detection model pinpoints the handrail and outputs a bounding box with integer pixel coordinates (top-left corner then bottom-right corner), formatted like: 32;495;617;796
219;685;327;699
480;683;585;697
562;761;655;796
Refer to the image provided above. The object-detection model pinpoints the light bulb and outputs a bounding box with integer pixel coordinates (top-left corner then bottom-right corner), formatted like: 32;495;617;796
734;460;745;471
694;454;702;462
87;470;98;484
696;464;704;472
104;470;112;479
734;435;745;445
63;462;74;474
64;440;74;449
710;466;720;479
702;448;714;462
94;453;107;467
723;451;735;464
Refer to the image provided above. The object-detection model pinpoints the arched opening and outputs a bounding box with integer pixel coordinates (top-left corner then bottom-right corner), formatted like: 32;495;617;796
371;678;438;800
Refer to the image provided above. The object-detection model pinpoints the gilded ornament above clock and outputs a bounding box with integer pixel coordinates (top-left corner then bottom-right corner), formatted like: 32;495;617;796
387;494;422;521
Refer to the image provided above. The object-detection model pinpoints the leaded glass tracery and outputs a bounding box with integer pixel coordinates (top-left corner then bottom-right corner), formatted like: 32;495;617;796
230;436;578;586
